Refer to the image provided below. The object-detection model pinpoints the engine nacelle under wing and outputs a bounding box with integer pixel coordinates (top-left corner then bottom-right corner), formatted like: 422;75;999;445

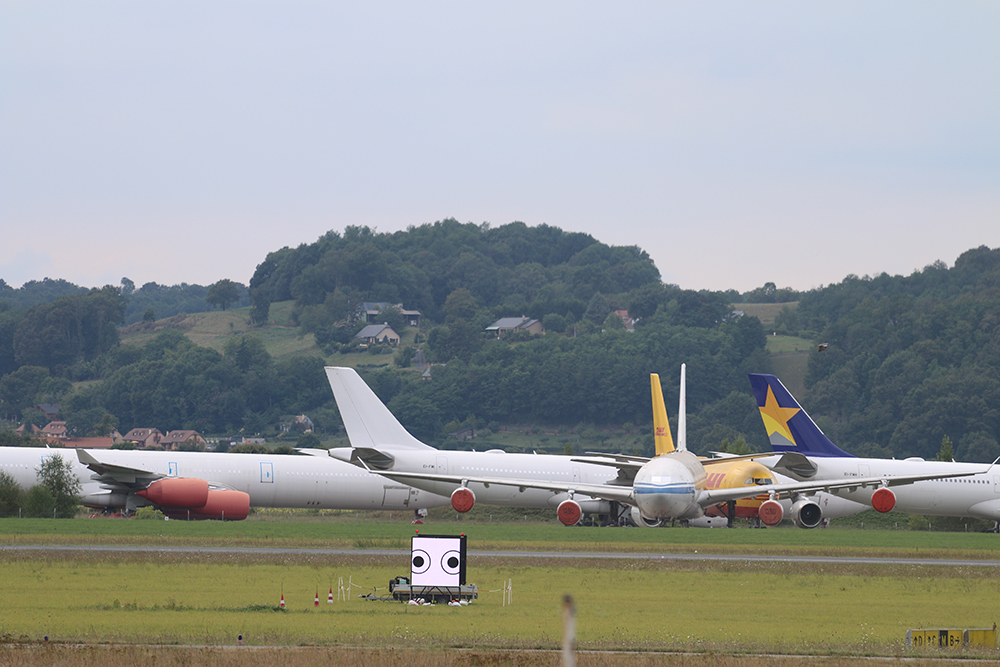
137;478;209;509
557;499;582;526
630;507;663;528
791;497;823;529
450;487;475;513
163;489;250;521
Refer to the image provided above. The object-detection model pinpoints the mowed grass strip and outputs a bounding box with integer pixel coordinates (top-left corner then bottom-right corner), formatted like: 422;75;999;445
0;645;988;667
2;551;999;657
2;518;999;561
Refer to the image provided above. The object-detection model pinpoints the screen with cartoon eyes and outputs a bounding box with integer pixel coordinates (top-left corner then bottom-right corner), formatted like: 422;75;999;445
410;535;466;586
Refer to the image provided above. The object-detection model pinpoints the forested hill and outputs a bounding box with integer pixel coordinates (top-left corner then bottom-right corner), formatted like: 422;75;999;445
787;246;1000;462
1;226;999;465
247;219;663;328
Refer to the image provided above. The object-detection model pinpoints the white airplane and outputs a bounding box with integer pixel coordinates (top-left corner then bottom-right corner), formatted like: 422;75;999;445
647;370;866;528
325;365;971;526
0;446;449;519
749;373;1000;527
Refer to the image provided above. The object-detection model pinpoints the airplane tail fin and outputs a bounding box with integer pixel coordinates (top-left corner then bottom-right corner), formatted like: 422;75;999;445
677;363;687;452
650;373;675;455
325;367;434;451
747;374;854;458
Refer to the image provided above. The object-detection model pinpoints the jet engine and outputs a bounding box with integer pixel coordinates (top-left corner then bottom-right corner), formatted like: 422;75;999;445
871;487;896;513
629;507;663;528
557;499;582;526
161;489;251;521
450;487;475;513
137;478;210;508
189;489;250;521
758;499;784;526
790;497;823;529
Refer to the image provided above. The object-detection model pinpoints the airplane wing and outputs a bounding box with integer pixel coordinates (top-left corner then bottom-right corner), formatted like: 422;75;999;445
366;468;637;505
76;449;163;491
373;461;990;511
699;467;990;504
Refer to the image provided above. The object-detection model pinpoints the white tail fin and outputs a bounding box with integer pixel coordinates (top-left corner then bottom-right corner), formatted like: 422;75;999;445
325;367;434;450
677;364;687;452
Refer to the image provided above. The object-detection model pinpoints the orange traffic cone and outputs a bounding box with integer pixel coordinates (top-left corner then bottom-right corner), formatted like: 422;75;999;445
314;591;320;607
279;594;285;609
327;588;334;603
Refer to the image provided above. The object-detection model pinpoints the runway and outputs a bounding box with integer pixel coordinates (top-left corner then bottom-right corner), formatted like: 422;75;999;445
3;544;999;567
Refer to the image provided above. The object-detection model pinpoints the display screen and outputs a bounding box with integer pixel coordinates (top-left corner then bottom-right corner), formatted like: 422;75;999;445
410;535;466;586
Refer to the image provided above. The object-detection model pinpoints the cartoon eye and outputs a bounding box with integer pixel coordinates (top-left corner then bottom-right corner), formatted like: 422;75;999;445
411;549;431;574
441;550;461;575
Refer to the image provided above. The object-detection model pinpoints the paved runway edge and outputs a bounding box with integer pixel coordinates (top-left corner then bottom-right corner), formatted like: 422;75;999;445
2;544;998;567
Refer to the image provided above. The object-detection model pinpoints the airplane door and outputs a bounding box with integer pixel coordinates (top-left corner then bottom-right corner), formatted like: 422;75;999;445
994;475;1000;493
858;464;870;478
168;462;178;477
572;466;580;483
436;456;448;475
260;462;274;483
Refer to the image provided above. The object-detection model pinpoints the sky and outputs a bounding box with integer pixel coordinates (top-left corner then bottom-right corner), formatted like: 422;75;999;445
1;2;997;294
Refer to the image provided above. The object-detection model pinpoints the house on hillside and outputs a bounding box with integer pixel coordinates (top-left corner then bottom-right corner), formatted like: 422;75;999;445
40;421;68;439
160;430;206;451
612;310;636;332
37;404;60;421
355;323;400;346
281;415;314;433
358;302;422;327
485;316;544;338
122;428;163;449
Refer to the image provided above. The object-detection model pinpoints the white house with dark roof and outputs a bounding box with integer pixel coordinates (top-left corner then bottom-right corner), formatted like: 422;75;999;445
355;323;400;346
485;316;544;337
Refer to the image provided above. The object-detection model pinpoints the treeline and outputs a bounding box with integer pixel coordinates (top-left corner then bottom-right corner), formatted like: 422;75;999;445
248;220;663;331
784;246;1000;462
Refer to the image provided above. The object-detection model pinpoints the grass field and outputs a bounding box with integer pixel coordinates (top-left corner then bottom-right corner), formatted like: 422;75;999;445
2;549;999;655
3;518;999;662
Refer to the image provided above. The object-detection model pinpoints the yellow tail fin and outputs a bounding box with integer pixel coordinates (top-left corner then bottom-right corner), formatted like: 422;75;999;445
651;373;675;455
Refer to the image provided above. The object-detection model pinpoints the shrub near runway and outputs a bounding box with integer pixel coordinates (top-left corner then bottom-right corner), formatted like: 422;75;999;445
2;550;999;657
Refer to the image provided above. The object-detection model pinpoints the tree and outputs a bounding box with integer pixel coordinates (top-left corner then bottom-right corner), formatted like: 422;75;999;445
142;308;156;323
206;279;241;311
35;454;81;518
0;470;23;517
935;435;955;462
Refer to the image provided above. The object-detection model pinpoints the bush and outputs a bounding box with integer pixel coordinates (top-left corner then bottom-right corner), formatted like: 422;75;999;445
0;471;23;517
22;485;55;518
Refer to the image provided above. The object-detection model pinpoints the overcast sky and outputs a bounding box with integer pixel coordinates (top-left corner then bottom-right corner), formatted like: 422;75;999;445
2;2;997;294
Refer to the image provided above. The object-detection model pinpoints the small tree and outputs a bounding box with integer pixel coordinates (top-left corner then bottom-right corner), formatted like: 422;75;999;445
0;470;24;517
206;279;241;311
935;435;955;462
36;454;81;518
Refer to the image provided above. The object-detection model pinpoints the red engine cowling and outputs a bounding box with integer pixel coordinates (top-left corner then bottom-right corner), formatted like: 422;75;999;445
137;478;209;509
190;490;250;521
557;499;582;526
758;499;784;526
450;487;475;513
871;487;896;513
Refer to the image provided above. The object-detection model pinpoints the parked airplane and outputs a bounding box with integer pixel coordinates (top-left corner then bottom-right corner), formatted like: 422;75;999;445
325;365;950;527
0;446;449;519
749;373;1000;527
645;371;866;528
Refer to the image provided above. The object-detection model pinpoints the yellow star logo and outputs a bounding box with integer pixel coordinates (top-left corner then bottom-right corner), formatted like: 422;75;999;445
758;386;800;445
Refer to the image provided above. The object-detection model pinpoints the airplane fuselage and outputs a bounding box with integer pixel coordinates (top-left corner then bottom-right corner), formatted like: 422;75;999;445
0;447;450;513
768;455;1000;520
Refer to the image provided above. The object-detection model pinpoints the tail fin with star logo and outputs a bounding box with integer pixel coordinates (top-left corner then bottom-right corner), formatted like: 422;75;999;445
747;374;853;458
